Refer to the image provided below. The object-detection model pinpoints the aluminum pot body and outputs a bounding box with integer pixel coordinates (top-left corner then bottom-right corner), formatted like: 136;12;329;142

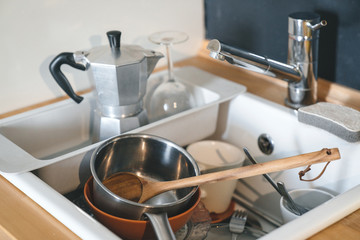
90;133;200;220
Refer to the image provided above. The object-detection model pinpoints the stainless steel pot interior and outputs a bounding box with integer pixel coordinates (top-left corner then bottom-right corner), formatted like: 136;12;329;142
90;133;200;220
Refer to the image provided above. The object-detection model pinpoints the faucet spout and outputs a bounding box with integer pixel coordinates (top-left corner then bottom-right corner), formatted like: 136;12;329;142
207;12;326;109
207;39;302;83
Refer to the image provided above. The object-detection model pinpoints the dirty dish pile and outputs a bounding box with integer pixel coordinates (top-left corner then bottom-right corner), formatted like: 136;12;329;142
87;133;340;239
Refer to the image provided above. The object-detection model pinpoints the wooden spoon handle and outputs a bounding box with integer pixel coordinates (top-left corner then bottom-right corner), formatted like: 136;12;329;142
162;148;340;191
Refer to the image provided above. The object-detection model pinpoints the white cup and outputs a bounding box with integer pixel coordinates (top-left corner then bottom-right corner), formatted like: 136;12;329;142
280;188;334;223
187;140;245;214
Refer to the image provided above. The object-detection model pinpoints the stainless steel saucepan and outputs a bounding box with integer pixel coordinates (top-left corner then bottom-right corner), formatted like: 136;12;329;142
90;134;200;240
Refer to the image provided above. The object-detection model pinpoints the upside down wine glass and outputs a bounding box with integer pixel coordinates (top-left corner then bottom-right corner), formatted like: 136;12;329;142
148;31;195;122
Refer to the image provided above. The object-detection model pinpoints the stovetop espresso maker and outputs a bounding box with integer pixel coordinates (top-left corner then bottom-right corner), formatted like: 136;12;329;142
49;30;163;141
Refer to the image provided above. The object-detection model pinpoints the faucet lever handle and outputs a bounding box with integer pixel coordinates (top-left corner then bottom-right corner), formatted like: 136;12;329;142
307;20;327;31
207;39;225;60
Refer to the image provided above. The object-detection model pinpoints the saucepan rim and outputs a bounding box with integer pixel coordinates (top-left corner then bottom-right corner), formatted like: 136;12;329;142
90;133;200;210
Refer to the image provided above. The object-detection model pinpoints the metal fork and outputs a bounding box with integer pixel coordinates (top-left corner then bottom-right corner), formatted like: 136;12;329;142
229;210;248;240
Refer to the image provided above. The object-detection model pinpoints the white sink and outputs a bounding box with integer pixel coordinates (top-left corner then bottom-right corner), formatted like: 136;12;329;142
2;68;360;239
212;93;360;239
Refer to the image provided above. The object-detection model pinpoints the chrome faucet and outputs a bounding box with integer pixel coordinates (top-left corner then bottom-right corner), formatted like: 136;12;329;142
207;12;327;109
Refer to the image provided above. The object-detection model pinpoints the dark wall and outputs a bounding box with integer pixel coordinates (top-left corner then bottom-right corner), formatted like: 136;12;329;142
205;0;360;90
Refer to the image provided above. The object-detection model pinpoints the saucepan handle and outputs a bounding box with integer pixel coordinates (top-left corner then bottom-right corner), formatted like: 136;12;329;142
49;52;86;103
144;212;176;240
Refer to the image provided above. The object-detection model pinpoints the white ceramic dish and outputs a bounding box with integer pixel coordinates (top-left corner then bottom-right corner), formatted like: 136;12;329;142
280;188;334;223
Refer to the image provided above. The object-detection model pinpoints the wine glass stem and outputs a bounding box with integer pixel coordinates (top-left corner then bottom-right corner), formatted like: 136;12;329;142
166;44;175;81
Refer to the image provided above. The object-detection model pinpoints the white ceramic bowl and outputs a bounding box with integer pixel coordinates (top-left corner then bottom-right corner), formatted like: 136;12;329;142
280;188;334;223
187;140;245;213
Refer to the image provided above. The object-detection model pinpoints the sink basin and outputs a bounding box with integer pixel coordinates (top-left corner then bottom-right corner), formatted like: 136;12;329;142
2;67;360;239
211;93;360;238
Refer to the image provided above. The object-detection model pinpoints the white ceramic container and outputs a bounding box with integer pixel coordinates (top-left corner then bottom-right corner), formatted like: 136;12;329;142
280;188;334;223
187;140;245;213
0;66;246;194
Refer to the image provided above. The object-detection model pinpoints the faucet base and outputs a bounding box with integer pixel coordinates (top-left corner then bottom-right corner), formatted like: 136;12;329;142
285;81;317;109
285;98;306;109
285;94;317;109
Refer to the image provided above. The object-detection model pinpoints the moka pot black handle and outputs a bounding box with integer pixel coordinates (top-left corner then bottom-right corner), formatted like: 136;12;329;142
49;52;86;103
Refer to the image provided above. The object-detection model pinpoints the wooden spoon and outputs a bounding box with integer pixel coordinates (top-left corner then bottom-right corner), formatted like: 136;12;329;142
102;148;340;203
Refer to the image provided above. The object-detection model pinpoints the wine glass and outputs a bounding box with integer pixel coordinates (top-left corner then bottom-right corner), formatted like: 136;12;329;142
147;31;195;122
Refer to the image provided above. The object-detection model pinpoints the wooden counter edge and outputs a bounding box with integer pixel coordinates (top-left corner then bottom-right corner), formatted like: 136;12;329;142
0;52;359;239
0;175;81;239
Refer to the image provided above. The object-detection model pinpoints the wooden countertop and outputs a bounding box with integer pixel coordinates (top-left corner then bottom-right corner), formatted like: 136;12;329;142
0;51;359;239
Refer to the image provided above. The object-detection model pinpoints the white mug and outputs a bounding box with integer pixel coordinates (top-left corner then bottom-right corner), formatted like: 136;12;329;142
187;140;244;213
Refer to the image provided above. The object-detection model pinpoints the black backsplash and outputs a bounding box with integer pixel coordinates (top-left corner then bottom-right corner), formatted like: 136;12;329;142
205;0;360;90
